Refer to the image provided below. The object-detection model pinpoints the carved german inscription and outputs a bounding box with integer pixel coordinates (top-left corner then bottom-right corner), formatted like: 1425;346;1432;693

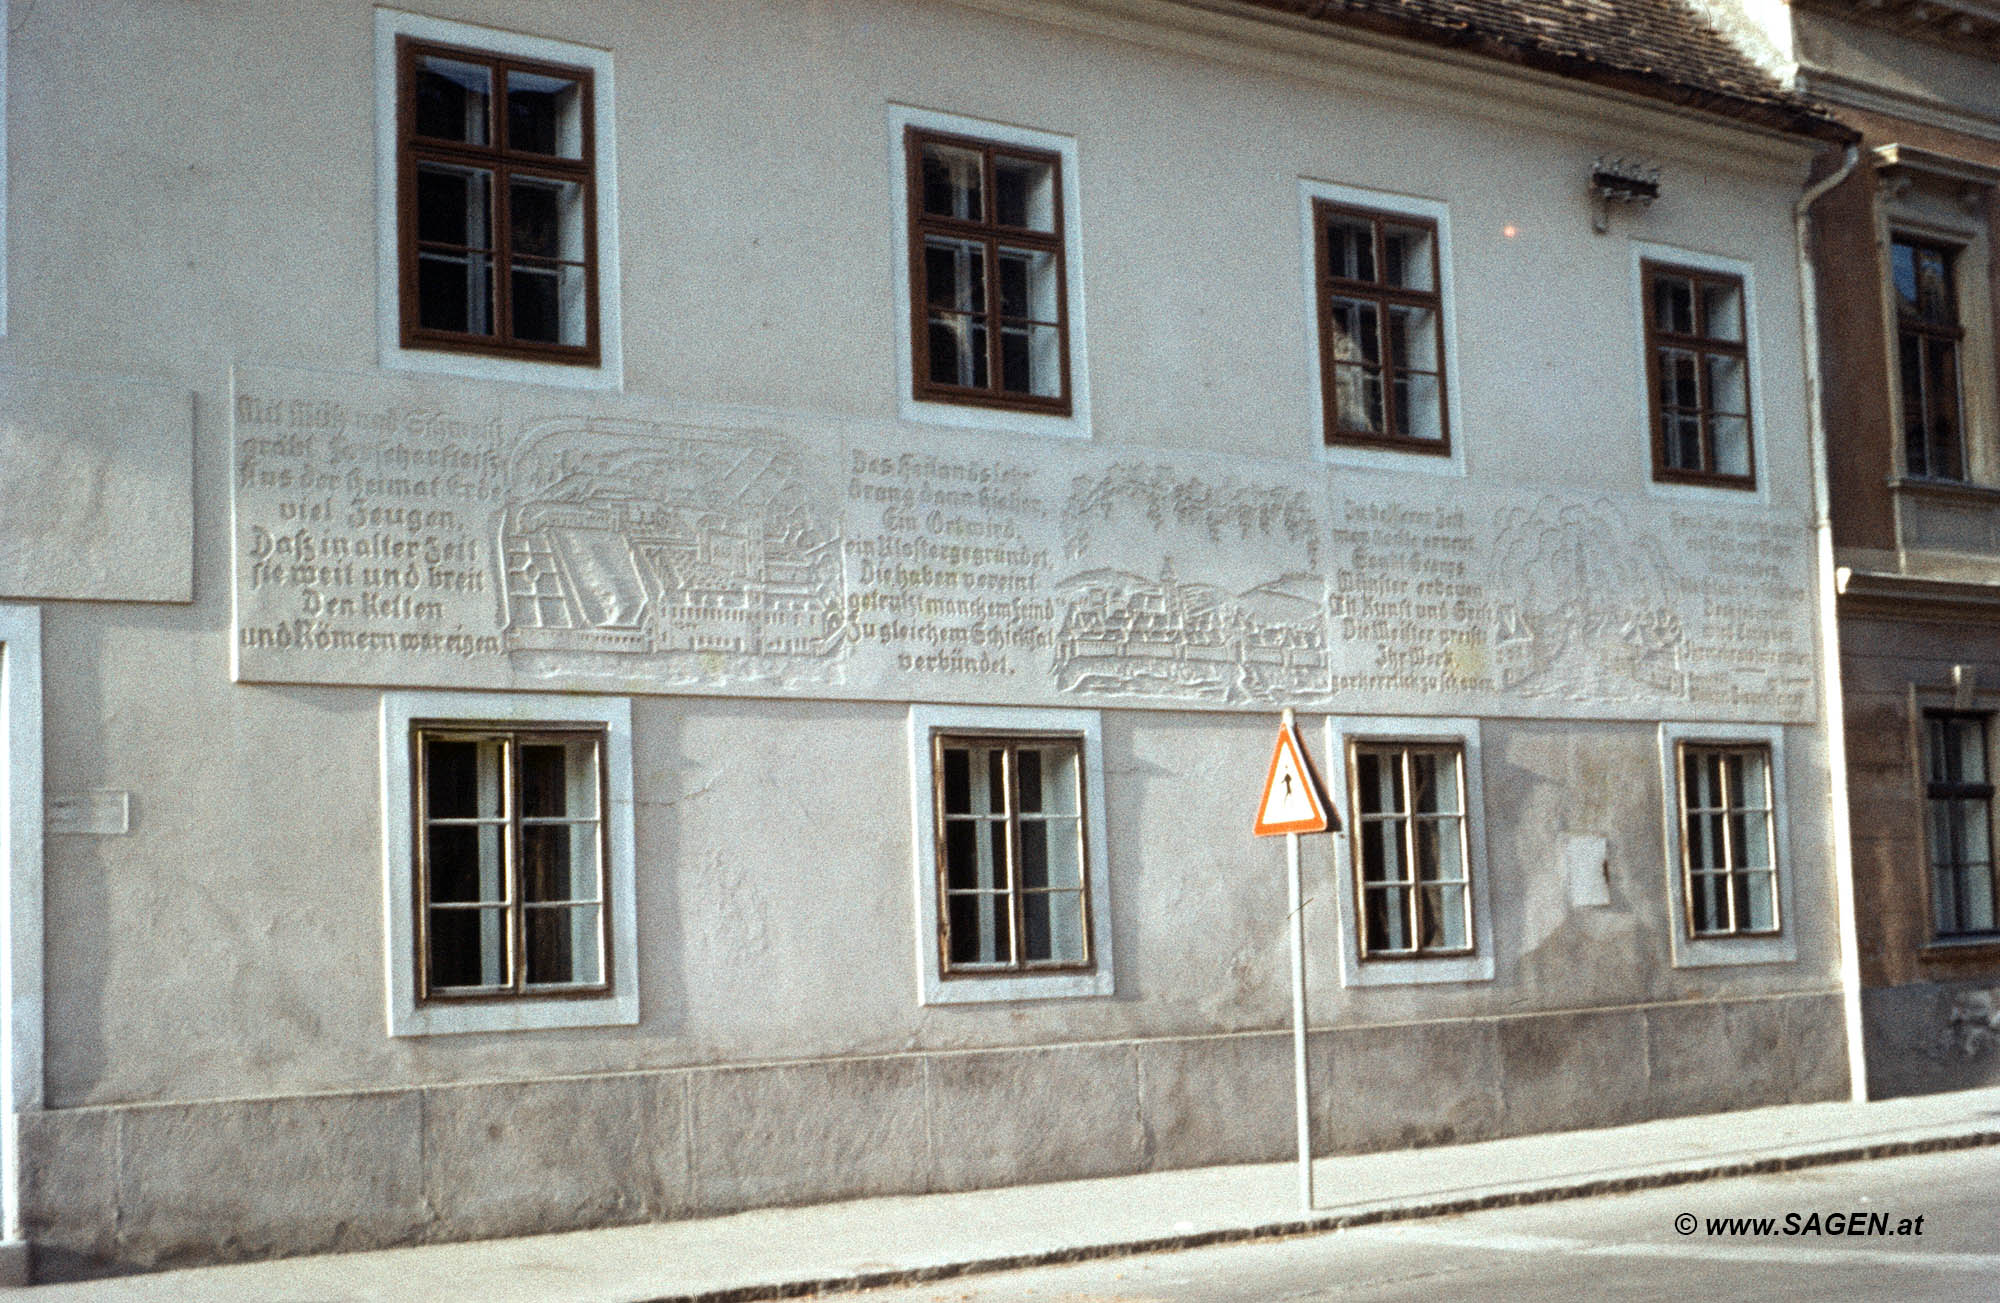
232;364;1818;722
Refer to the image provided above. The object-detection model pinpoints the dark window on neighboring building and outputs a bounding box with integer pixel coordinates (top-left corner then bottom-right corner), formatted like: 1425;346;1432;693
1350;742;1473;956
1645;263;1754;487
398;38;599;363
1676;743;1779;937
1894;237;1966;481
1924;712;1997;936
907;129;1070;413
414;724;610;999
932;733;1092;975
1314;202;1449;452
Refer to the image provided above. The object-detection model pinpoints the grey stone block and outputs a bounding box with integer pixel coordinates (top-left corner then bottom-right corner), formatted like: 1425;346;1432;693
1312;1018;1504;1153
19;1107;117;1278
1497;1007;1650;1136
1863;981;2000;1099
1782;993;1851;1103
113;1090;423;1268
688;1055;928;1213
1645;999;1789;1119
423;1072;688;1241
1136;1033;1291;1170
927;1044;1143;1191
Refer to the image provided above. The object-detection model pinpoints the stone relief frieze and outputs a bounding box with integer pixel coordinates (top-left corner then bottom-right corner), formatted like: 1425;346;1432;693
231;364;1818;722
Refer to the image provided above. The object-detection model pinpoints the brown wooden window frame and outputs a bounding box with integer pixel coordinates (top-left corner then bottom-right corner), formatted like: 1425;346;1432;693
412;722;613;1004
1349;740;1475;960
906;127;1072;417
1675;742;1781;939
1892;235;1968;483
1923;711;1999;938
1644;261;1755;489
1313;201;1451;455
930;730;1095;979
396;36;601;366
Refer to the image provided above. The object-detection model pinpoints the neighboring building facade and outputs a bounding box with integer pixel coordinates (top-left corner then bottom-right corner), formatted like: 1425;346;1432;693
0;0;1850;1278
1779;0;2000;1096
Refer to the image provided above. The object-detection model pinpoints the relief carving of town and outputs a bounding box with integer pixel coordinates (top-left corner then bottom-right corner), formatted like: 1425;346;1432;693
231;365;1816;722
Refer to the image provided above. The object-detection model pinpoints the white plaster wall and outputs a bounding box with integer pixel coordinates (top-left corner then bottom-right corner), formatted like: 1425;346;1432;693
0;0;1838;1107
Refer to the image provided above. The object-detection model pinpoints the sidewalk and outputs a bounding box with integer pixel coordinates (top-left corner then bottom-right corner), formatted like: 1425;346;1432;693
25;1084;2000;1301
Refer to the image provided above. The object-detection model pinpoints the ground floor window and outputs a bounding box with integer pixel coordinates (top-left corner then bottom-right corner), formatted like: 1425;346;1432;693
1350;741;1473;957
1924;711;1997;937
1676;742;1779;938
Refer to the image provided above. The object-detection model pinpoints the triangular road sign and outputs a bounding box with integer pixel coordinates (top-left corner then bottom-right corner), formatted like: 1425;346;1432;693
1254;723;1334;836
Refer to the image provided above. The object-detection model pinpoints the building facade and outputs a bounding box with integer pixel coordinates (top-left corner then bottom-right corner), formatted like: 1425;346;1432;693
0;0;1850;1278
1780;0;2000;1096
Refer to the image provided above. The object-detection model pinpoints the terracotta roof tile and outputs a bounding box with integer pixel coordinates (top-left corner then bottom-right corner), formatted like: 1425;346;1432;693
1230;0;1854;140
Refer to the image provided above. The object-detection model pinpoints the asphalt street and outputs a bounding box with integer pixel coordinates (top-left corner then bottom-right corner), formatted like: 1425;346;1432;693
855;1145;2000;1302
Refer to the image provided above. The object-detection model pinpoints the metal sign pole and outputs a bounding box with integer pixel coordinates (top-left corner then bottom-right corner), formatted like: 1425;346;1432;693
1287;824;1313;1213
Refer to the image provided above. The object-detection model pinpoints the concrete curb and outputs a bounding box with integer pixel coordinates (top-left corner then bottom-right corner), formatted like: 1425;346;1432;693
638;1127;2000;1303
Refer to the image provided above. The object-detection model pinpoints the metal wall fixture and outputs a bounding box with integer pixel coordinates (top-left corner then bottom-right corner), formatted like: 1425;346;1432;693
1590;155;1661;233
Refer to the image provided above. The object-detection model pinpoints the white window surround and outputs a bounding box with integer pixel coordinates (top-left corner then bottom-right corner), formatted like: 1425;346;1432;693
1631;241;1769;505
374;10;623;390
380;690;637;1035
1298;179;1465;477
0;604;45;1255
1657;721;1796;968
1;16;10;336
907;704;1112;1003
1323;716;1493;986
887;105;1091;440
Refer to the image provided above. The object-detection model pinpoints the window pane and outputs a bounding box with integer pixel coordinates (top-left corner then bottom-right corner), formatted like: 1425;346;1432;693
426;823;506;904
511;263;588;346
1689;872;1726;934
1359;818;1405;884
1945;717;1987;784
1728;751;1770;811
993;154;1056;231
1391;372;1440;441
928;315;988;387
1662;413;1702;472
524;903;601;984
429;905;507;988
1329;298;1381;365
1654;274;1695;334
510;176;586;260
1925;339;1963;479
1365;885;1409;952
415;55;491;145
418;251;494;336
506;69;584;158
1000;323;1062;397
1728;810;1771;868
1414;816;1464;883
947;893;1010;964
1411;752;1460;814
1734;871;1776;932
921;141;984;221
1892;240;1919;317
1388;304;1438;372
1020;816;1082;889
1659;348;1699;411
1706;354;1747;417
1326;216;1376;282
1356;750;1402;816
519;737;597;818
1419;884;1466;949
1330;364;1382;434
1711;415;1750;477
1022;890;1086;963
1017;745;1078;815
943;818;1003;891
1901;331;1931;476
416;164;492;248
1913;245;1956;326
942;747;971;814
1381;223;1434;291
1700;279;1743;342
997;246;1059;322
924;237;985;311
424;737;505;819
520;822;600;902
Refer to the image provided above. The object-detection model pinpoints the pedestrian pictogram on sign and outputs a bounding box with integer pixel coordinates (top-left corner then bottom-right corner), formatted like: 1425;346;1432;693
1253;723;1335;836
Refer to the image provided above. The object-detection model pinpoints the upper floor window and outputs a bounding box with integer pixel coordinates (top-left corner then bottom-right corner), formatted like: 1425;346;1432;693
1314;202;1448;453
1924;711;1996;937
1645;262;1753;488
397;37;599;364
906;128;1070;415
1894;236;1966;481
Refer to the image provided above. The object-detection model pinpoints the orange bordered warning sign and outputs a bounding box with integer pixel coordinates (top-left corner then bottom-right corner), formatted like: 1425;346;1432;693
1254;722;1335;836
